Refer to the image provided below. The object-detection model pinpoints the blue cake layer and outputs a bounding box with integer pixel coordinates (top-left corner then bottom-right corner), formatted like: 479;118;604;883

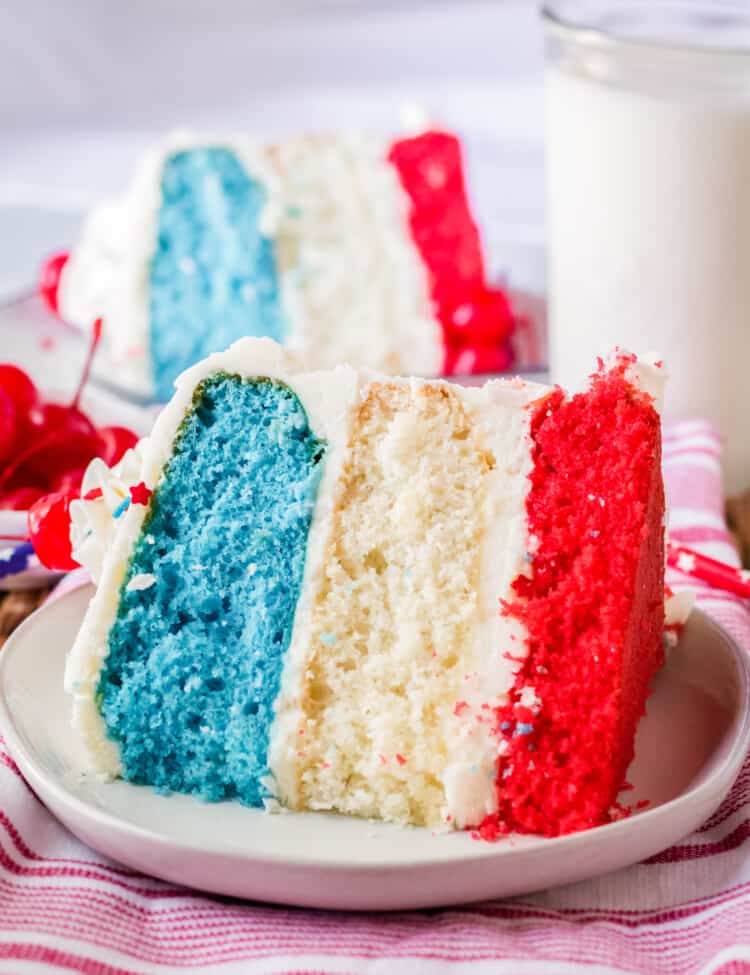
149;148;287;401
98;374;325;805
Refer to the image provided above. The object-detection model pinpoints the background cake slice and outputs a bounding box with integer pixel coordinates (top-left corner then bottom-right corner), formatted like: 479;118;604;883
66;339;668;836
43;130;514;401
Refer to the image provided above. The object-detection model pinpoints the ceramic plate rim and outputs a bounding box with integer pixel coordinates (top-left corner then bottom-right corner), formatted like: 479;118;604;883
1;586;750;875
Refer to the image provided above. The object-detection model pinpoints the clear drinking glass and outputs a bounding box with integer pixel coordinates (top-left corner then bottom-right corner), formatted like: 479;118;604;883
543;1;750;491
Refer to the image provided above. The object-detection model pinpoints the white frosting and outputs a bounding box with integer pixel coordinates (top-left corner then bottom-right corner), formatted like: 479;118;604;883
58;130;443;398
439;378;545;827
70;447;147;583
621;352;667;413
665;589;694;629
265;395;359;803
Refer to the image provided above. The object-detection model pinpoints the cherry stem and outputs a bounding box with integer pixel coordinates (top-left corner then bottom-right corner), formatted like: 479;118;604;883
0;428;61;491
0;317;103;493
71;317;103;412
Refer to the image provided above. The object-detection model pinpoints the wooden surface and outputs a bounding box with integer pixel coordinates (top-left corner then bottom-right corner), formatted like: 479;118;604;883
727;489;750;572
0;588;50;649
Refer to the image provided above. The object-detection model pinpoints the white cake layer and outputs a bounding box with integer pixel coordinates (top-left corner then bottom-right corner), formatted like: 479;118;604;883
267;374;545;828
440;379;540;826
57;131;442;398
270;134;441;377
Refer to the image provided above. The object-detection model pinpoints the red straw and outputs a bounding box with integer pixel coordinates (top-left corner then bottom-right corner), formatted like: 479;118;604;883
667;540;750;599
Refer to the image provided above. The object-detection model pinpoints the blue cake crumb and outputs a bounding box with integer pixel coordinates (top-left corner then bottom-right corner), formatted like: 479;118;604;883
149;147;287;401
98;374;325;806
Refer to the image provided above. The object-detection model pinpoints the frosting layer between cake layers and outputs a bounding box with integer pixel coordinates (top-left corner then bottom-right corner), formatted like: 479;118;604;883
66;339;668;835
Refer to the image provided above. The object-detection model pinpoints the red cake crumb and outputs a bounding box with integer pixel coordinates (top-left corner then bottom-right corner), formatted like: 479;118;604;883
388;131;514;374
479;358;665;838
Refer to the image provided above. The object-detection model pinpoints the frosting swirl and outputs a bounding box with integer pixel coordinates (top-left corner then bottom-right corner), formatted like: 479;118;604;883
70;441;149;583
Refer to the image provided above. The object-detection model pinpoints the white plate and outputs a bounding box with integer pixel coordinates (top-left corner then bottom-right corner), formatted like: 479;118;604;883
1;585;748;911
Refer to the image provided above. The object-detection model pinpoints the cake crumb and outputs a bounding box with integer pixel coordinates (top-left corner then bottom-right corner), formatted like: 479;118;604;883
126;573;156;593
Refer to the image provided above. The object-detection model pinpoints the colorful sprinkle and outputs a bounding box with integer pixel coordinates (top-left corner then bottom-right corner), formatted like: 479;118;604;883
112;497;130;519
130;482;152;506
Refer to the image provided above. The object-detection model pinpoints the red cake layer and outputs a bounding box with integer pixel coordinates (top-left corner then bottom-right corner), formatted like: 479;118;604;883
478;358;665;838
387;131;514;374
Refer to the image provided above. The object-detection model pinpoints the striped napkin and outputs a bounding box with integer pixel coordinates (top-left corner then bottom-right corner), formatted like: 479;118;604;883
1;419;749;975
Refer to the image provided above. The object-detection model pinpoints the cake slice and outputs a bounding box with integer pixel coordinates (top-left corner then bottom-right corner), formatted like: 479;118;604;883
66;339;668;836
44;130;513;401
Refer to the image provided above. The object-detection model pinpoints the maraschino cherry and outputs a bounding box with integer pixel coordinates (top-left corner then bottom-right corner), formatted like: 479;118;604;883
0;486;44;511
0;386;16;465
444;341;514;377
0;318;139;570
98;426;139;467
0;364;38;416
27;489;79;571
0;319;104;495
51;468;87;495
441;285;516;377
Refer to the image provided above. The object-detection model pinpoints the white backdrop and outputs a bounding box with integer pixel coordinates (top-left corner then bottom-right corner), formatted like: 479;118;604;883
0;0;545;301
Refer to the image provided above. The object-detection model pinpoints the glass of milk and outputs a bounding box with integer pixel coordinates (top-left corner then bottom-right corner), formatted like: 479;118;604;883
544;1;750;491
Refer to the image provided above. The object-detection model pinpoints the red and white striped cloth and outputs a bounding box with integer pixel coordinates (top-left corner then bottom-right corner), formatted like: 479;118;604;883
1;419;749;975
